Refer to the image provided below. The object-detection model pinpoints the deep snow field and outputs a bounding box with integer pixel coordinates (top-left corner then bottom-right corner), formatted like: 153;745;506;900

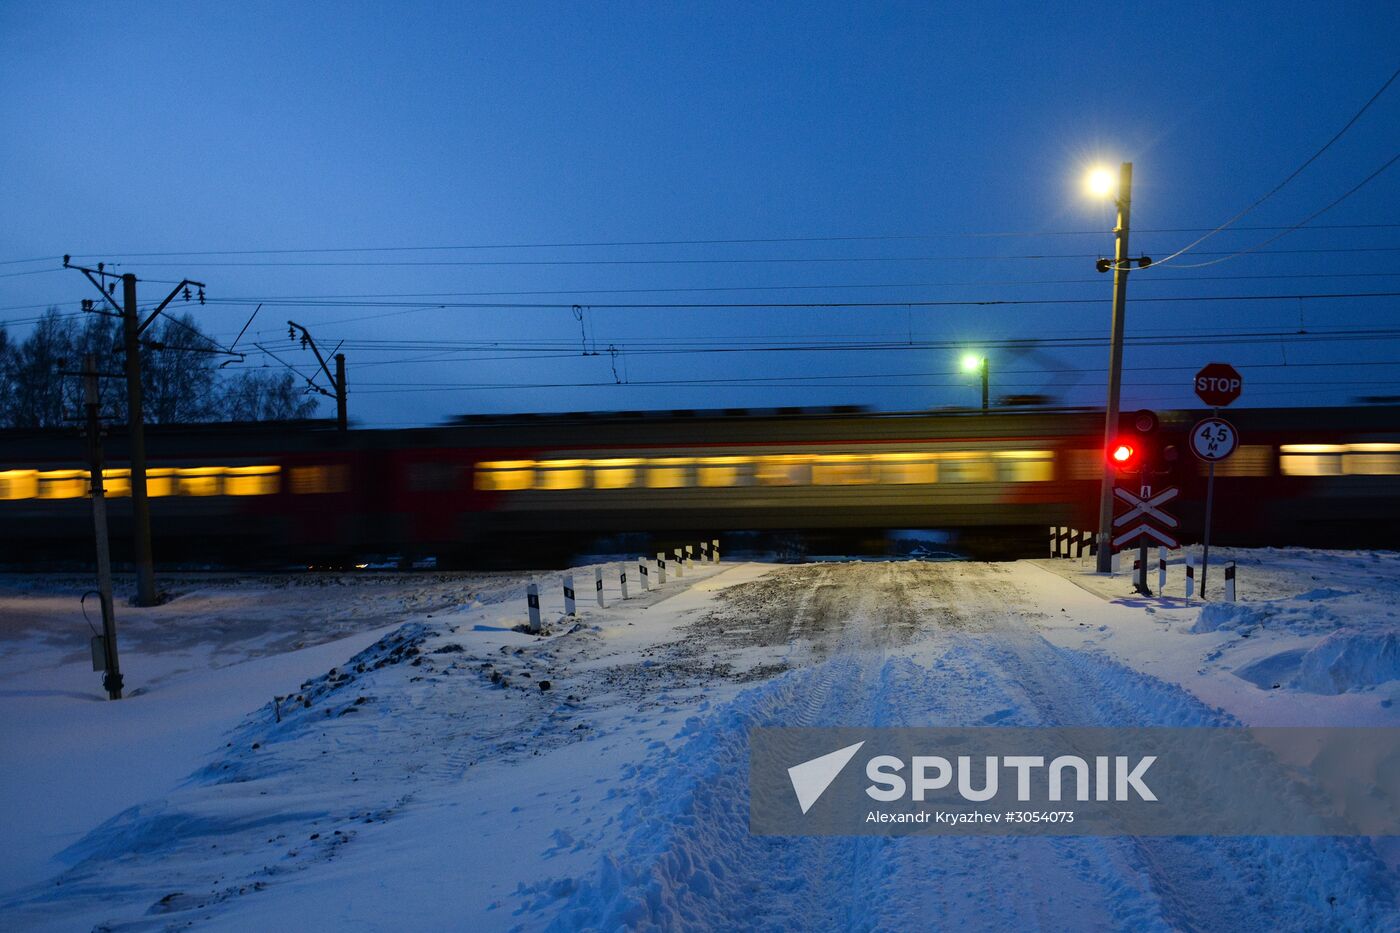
1;551;1397;931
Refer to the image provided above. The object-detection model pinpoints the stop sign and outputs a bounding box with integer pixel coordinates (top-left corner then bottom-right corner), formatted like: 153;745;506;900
1194;362;1242;407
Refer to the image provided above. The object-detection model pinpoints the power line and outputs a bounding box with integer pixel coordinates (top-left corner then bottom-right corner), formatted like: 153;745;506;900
28;222;1400;265
48;245;1400;269
1152;65;1400;267
1155;151;1400;270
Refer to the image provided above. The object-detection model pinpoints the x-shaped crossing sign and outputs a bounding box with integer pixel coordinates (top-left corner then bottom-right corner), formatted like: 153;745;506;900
1112;486;1180;529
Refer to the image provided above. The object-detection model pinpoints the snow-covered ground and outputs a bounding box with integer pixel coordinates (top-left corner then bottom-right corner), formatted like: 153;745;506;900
1;553;1396;931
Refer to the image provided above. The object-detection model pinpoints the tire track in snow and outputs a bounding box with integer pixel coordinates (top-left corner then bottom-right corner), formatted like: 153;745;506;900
541;562;1397;932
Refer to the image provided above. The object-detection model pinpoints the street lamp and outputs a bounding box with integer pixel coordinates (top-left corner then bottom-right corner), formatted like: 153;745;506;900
1085;162;1152;573
962;353;988;411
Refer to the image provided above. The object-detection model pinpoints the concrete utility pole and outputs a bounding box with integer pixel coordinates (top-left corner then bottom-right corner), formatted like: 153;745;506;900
1095;163;1136;573
119;274;157;605
287;321;348;431
83;355;123;699
66;258;207;605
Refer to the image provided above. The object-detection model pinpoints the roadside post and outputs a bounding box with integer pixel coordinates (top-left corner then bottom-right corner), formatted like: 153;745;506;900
595;566;605;607
526;583;542;633
1158;547;1167;594
1185;556;1195;599
675;547;685;577
82;355;123;700
563;575;576;616
620;564;629;600
1193;362;1242;599
712;538;720;563
699;541;709;562
639;559;649;591
1224;561;1237;602
686;545;695;565
657;552;667;584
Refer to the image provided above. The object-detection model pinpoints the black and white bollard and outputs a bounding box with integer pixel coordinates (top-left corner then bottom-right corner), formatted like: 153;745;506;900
1158;547;1167;594
1224;561;1237;602
1049;525;1057;558
639;559;649;591
563;574;576;616
1185;557;1195;599
526;583;542;633
675;547;685;577
711;538;720;563
699;541;709;562
619;564;629;600
685;544;695;565
595;565;605;608
656;552;667;584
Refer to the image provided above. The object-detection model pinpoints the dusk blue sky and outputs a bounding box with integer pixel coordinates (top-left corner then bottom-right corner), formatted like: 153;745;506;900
2;1;1397;426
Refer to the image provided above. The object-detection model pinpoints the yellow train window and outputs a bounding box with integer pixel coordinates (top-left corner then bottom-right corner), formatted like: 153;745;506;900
225;466;280;496
0;470;39;500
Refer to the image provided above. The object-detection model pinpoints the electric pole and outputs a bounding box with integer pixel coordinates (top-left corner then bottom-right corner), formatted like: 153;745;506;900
286;321;348;431
66;258;207;606
83;355;123;699
1093;163;1152;573
979;356;989;411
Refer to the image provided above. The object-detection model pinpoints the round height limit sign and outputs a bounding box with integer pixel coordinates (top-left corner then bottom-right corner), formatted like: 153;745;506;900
1191;417;1239;461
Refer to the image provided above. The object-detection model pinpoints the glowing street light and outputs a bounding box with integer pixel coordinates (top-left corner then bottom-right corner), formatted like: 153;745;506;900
961;352;988;411
1084;165;1117;199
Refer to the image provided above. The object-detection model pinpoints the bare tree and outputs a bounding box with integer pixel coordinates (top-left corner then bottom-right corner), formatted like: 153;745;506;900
0;309;322;427
221;369;320;421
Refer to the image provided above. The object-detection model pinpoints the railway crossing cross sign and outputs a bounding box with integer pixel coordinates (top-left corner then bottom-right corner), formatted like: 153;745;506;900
1112;485;1180;550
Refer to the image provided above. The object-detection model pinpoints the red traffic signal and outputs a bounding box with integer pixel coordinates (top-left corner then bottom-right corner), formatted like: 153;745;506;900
1110;441;1138;469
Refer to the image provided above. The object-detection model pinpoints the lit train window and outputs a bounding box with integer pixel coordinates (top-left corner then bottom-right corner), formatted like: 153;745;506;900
535;460;587;490
147;468;177;497
754;455;811;486
290;465;350;494
592;458;642;490
697;456;748;487
1341;443;1400;475
646;458;692;488
1280;444;1344;477
0;470;39;500
811;455;874;485
994;450;1054;482
102;468;131;497
873;454;938;485
225;465;280;496
474;461;536;491
37;470;86;499
178;467;223;496
936;453;996;483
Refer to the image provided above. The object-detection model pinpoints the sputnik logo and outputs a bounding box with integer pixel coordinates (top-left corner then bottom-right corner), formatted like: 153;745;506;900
787;741;864;814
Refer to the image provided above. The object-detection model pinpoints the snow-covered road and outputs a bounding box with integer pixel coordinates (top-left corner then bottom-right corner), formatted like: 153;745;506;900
2;560;1395;931
546;562;1394;931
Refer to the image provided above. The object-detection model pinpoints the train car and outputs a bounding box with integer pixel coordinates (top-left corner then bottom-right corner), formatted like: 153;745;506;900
1;405;1397;566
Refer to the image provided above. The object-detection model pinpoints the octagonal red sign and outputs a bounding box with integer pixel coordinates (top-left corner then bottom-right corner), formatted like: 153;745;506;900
1194;362;1242;407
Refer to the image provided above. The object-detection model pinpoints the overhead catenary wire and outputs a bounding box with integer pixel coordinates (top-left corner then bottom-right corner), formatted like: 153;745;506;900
22;221;1400;266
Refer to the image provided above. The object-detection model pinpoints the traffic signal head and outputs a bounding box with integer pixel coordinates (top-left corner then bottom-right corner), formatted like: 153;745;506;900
1109;409;1159;474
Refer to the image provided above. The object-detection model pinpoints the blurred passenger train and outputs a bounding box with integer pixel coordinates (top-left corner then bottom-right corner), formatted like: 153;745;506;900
2;404;1398;566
